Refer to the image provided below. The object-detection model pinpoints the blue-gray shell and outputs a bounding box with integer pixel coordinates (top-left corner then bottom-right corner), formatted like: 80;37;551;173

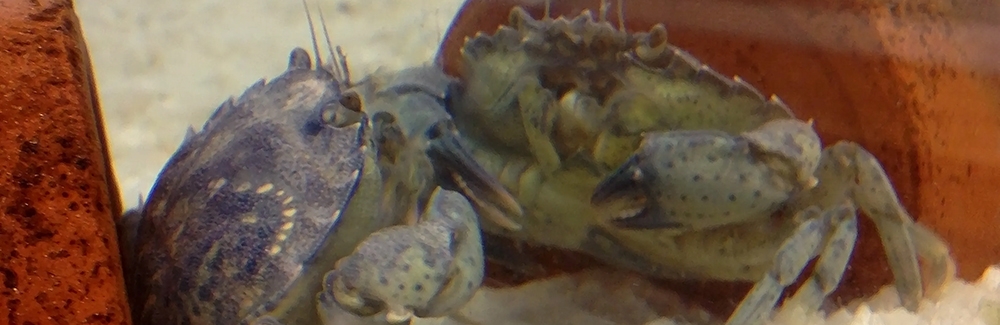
127;49;367;325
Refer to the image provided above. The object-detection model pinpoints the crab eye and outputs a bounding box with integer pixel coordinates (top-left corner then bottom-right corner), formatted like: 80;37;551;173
321;90;364;128
338;90;363;112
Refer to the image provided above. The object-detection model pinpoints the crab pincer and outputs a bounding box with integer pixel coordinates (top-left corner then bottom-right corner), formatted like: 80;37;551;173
590;119;821;231
320;187;485;324
591;118;952;324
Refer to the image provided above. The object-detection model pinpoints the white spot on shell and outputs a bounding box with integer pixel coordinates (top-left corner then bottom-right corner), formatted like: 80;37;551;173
281;222;294;231
241;215;258;224
331;209;342;221
276;233;288;241
283;196;294;205
208;178;227;190
347;169;359;181
236;182;252;192
269;245;282;255
207;178;227;199
276;190;285;197
256;183;274;194
282;208;297;217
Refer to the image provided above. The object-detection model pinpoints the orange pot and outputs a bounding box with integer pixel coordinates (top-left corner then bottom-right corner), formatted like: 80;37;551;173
0;0;130;324
438;0;1000;311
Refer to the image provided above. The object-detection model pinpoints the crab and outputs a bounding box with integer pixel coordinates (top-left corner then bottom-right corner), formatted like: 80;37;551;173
119;44;497;324
434;4;956;324
119;2;958;325
119;45;376;325
119;6;514;324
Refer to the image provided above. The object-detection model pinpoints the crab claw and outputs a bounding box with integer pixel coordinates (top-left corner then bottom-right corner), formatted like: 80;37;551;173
428;131;524;231
322;187;485;323
592;129;796;231
590;155;679;229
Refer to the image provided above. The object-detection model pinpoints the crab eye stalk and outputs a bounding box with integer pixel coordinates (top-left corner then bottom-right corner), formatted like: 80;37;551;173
321;90;365;128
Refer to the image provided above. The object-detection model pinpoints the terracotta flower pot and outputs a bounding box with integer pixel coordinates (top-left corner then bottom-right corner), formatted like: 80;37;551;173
0;0;130;324
437;0;1000;311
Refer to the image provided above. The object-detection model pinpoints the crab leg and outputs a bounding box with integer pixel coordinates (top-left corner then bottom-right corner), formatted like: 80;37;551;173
839;142;953;306
781;204;858;315
788;142;954;311
908;221;955;300
726;203;857;325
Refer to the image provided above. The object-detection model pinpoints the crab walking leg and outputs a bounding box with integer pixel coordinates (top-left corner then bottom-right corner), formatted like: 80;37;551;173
908;222;955;300
779;203;859;317
725;204;857;325
841;142;954;305
838;144;918;306
792;141;952;310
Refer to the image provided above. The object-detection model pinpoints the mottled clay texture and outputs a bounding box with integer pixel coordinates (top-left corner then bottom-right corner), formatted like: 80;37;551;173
0;0;129;325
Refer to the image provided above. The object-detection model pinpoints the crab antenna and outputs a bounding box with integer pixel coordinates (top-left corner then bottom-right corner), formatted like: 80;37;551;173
335;46;351;86
301;0;324;69
544;0;551;19
316;6;344;82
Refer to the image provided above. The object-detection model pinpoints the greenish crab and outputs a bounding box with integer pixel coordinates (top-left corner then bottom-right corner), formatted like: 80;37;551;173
444;5;955;325
119;2;956;325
